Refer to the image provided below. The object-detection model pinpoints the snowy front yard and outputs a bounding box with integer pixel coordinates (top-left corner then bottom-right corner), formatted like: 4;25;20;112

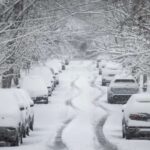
1;60;150;150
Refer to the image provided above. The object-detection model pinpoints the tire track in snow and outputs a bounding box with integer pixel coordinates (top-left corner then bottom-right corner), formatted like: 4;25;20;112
52;76;81;150
90;76;118;150
51;119;73;150
65;76;81;110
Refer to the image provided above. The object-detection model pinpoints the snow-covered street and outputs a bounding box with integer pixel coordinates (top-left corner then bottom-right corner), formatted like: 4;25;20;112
1;60;150;150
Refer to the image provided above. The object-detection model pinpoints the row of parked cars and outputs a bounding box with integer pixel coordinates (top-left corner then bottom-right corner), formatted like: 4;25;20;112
0;59;70;146
19;59;69;104
96;59;150;140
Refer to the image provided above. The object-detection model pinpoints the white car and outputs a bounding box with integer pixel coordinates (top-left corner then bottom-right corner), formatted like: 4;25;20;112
29;65;55;96
102;62;122;86
12;89;31;137
0;90;23;146
108;75;139;104
122;93;150;139
20;75;49;104
13;89;34;131
46;59;62;74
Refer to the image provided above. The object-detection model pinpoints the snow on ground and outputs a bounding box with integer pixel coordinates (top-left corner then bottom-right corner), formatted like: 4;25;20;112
1;60;150;150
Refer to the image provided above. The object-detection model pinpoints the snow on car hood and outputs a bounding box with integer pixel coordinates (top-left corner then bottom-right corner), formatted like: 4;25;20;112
0;113;20;127
0;90;21;127
127;101;150;116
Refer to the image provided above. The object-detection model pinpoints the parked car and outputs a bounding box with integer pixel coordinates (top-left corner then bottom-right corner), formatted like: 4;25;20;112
20;75;49;104
29;65;55;96
46;59;62;74
108;75;139;104
122;93;150;139
12;89;30;137
53;72;59;85
0;89;23;146
102;62;122;86
13;89;34;131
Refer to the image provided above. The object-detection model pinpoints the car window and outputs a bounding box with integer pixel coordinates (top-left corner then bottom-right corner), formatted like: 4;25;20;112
115;79;135;83
136;99;150;103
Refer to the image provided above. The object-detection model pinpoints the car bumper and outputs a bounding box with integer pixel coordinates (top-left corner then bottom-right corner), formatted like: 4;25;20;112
102;79;111;85
127;126;150;136
0;127;17;143
34;96;48;103
110;95;131;104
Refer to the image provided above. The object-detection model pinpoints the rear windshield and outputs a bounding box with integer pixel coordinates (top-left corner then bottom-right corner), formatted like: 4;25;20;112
115;79;135;83
136;100;150;103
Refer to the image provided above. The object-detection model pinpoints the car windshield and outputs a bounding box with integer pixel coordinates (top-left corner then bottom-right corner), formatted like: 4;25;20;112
115;79;135;83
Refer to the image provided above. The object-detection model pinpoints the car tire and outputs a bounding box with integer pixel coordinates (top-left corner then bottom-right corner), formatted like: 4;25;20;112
26;127;29;136
44;98;48;104
122;123;125;138
125;132;132;139
30;118;34;131
12;132;22;146
23;127;26;138
124;126;132;139
108;95;113;104
102;81;106;86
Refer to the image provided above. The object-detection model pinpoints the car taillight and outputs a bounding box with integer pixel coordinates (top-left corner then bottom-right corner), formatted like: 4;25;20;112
129;113;150;121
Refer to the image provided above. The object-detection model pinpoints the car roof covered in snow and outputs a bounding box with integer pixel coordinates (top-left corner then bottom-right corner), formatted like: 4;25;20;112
20;75;48;97
29;65;53;86
114;74;135;80
46;59;61;73
0;89;20;113
132;93;150;102
105;62;122;69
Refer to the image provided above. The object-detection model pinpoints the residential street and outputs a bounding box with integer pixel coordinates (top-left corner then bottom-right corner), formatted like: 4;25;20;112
1;60;150;150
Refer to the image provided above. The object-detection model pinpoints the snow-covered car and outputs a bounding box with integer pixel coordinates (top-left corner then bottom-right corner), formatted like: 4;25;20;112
20;75;49;104
108;75;139;104
29;65;55;96
53;72;59;85
122;93;150;139
102;62;122;86
12;89;31;137
13;89;34;131
0;90;23;146
46;59;62;74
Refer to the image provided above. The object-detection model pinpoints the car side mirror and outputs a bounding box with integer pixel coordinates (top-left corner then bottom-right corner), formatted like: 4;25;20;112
20;107;25;111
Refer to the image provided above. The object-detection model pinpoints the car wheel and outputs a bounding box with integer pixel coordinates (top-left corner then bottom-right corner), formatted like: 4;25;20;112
125;126;132;139
108;96;113;104
44;98;48;104
102;81;106;86
26;127;29;136
30;118;34;131
126;132;132;139
122;123;125;138
12;132;21;146
23;127;26;138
